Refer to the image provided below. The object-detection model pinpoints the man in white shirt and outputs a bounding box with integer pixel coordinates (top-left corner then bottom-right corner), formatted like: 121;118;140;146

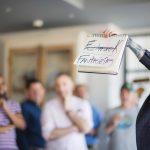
41;73;93;150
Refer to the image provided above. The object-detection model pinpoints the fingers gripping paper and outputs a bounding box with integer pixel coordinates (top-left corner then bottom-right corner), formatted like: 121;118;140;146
74;34;128;74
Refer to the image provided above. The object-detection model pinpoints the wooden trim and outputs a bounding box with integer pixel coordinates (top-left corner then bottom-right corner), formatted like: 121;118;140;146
8;44;75;98
9;47;38;53
44;44;75;81
8;47;40;97
45;44;73;51
37;46;47;83
8;50;13;96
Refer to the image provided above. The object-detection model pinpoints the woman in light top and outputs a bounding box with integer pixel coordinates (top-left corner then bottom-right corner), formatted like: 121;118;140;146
0;75;26;150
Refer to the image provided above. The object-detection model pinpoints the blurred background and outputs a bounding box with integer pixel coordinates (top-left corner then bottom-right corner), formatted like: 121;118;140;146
0;0;150;111
0;1;150;150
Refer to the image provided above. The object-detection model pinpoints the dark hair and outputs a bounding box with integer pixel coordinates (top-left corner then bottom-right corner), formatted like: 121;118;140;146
75;84;87;89
121;82;135;92
25;78;42;90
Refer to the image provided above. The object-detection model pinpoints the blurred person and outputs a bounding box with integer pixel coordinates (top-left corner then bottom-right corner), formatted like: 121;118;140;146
0;75;25;150
74;84;103;150
74;84;89;99
41;73;93;150
17;79;46;150
103;30;150;150
105;83;139;150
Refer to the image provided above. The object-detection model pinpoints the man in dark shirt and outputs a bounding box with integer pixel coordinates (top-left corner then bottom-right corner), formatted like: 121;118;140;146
103;30;150;150
17;79;46;150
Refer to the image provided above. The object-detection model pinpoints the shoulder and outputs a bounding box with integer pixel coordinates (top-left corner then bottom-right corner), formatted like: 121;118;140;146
106;106;121;115
72;96;91;110
7;100;20;108
21;101;37;113
111;106;120;111
21;101;31;109
7;100;21;113
7;99;19;105
72;96;90;105
43;98;58;109
42;98;59;117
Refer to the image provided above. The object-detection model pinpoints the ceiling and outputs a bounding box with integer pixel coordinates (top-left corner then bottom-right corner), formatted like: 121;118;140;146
0;0;150;33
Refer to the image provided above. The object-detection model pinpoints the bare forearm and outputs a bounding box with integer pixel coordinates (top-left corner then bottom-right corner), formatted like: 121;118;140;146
89;128;98;136
0;125;14;133
127;37;145;60
105;123;116;135
48;127;76;140
0;126;9;133
5;109;26;129
67;111;90;134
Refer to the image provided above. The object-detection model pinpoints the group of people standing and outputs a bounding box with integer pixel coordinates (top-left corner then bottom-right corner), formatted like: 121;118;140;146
0;73;103;150
0;31;149;150
0;72;140;150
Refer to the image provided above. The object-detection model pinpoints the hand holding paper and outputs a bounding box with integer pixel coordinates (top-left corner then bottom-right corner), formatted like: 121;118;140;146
74;31;128;74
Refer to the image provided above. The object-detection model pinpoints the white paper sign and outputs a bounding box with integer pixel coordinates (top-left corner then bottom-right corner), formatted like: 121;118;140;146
74;34;128;74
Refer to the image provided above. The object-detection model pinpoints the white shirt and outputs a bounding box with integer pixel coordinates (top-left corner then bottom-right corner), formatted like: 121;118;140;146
41;96;93;150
